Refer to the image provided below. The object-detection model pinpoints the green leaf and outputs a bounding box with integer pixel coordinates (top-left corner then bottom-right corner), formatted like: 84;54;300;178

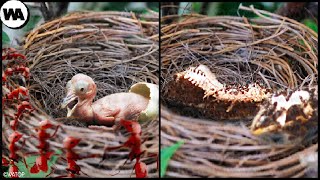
5;149;62;178
160;140;184;178
303;19;318;33
2;31;10;45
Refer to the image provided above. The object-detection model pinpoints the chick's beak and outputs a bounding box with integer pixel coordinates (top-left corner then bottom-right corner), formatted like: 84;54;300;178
61;92;76;108
61;91;78;117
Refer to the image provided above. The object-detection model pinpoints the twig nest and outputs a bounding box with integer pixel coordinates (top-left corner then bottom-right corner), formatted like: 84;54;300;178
129;82;159;122
161;5;317;178
24;11;159;118
4;11;160;178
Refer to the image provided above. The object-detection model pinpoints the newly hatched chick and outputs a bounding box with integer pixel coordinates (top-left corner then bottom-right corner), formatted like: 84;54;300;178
61;74;149;130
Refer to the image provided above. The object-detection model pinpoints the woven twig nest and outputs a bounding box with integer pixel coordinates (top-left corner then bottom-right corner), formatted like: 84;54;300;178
3;11;159;178
161;5;317;178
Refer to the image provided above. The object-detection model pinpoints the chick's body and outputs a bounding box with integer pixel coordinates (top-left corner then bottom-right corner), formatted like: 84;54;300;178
91;92;149;126
61;73;149;128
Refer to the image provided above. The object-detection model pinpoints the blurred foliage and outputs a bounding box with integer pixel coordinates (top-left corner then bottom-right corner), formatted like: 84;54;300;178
72;2;159;13
2;31;10;45
191;2;202;13
212;2;282;17
179;2;283;16
22;15;42;32
303;19;318;33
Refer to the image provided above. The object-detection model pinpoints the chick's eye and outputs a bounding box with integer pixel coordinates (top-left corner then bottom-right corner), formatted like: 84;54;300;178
78;86;86;93
76;80;88;93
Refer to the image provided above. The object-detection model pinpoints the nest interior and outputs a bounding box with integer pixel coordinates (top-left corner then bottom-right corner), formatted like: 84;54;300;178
3;11;159;178
25;11;159;119
161;5;318;178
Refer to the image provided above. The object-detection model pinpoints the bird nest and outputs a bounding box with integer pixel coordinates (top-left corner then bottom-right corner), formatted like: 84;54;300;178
2;11;159;177
161;5;318;178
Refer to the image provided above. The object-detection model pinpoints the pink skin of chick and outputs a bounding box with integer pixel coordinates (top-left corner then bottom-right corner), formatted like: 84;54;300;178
61;74;149;131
